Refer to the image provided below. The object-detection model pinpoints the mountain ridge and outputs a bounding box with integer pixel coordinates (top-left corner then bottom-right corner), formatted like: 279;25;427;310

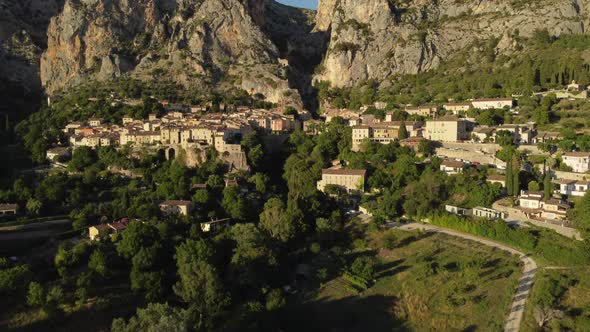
2;0;590;117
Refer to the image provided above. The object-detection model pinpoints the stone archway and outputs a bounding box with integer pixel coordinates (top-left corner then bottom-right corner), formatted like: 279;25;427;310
157;148;166;161
167;147;176;160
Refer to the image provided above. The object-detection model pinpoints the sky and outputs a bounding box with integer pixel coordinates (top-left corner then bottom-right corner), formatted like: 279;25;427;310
277;0;318;9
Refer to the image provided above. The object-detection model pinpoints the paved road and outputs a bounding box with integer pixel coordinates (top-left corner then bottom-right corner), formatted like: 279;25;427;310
492;201;582;240
397;223;537;332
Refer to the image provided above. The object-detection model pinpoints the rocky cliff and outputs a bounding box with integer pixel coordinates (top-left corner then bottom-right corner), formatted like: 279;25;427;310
5;0;590;114
315;0;590;87
39;0;306;106
0;0;62;116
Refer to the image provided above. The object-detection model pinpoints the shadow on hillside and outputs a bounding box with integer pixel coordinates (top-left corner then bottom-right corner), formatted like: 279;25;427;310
280;294;410;332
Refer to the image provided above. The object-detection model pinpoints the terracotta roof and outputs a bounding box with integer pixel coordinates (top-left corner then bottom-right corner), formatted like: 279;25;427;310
487;175;506;181
160;200;192;206
441;160;465;168
0;204;18;210
563;152;590;158
47;147;70;154
322;169;367;176
444;103;472;107
90;224;111;231
109;222;128;231
428;117;465;122
472;98;513;102
546;198;568;206
405;105;438;110
522;191;544;197
558;179;576;185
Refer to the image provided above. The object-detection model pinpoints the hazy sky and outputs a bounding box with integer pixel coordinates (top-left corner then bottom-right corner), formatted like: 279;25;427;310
277;0;318;9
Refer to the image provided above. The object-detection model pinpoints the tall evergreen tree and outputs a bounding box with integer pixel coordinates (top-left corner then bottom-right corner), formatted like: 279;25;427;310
544;169;552;199
512;154;520;196
506;155;514;196
398;121;409;140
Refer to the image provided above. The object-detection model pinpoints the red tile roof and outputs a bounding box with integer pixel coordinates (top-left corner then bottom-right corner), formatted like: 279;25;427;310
322;169;367;176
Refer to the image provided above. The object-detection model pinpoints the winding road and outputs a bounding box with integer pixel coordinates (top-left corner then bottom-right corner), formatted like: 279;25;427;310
397;223;537;332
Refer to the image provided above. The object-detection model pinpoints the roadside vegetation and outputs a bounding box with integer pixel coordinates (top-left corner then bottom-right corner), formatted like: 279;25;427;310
522;267;590;331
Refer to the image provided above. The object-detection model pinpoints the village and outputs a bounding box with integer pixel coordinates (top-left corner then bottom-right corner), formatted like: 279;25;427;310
30;83;590;242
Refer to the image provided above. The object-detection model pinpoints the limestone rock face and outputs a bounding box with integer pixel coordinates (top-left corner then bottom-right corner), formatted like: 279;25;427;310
315;0;590;87
6;0;590;113
0;0;62;113
40;0;302;106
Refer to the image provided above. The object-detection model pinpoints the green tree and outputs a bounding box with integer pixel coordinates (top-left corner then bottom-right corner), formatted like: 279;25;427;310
528;181;540;192
0;264;30;293
88;249;109;277
418;139;435;156
26;198;42;216
259;198;302;243
398;122;409;140
116;222;160;259
350;256;376;281
496;130;514;148
55;242;90;279
248;173;270;195
543;171;552;200
112;303;190;332
69;146;97;171
173;240;229;329
191;189;210;205
230;224;275;287
512;154;521;195
130;246;164;302
506;153;514;196
265;289;286;311
221;186;246;220
27;282;45;307
44;285;64;317
571;190;590;238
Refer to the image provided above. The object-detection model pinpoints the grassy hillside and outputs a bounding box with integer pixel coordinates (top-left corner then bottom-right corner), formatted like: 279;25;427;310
283;228;521;331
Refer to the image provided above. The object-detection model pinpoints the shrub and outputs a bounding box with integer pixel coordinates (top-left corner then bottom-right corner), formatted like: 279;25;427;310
350;256;376;281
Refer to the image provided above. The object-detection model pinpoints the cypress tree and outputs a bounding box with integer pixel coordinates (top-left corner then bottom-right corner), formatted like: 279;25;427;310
398;121;409;140
512;154;520;196
506;154;514;196
544;169;552;200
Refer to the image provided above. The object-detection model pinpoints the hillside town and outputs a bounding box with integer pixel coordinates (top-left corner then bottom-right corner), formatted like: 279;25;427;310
42;90;590;232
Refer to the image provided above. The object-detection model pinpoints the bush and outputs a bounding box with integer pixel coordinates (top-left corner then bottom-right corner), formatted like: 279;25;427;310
27;282;45;306
350;256;376;281
342;272;369;291
429;213;590;265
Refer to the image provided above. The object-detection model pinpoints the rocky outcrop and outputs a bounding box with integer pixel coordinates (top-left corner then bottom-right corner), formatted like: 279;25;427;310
314;0;336;32
0;0;62;116
315;0;590;87
40;0;302;106
7;0;590;115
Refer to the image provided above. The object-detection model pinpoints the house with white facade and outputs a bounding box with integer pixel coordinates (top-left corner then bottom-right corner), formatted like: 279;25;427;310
562;152;590;173
518;191;570;222
471;98;514;110
317;169;367;193
443;103;472;115
440;159;465;175
557;180;590;197
472;207;508;220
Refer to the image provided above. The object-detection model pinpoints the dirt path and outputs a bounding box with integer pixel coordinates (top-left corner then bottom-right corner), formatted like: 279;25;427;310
397;223;537;332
